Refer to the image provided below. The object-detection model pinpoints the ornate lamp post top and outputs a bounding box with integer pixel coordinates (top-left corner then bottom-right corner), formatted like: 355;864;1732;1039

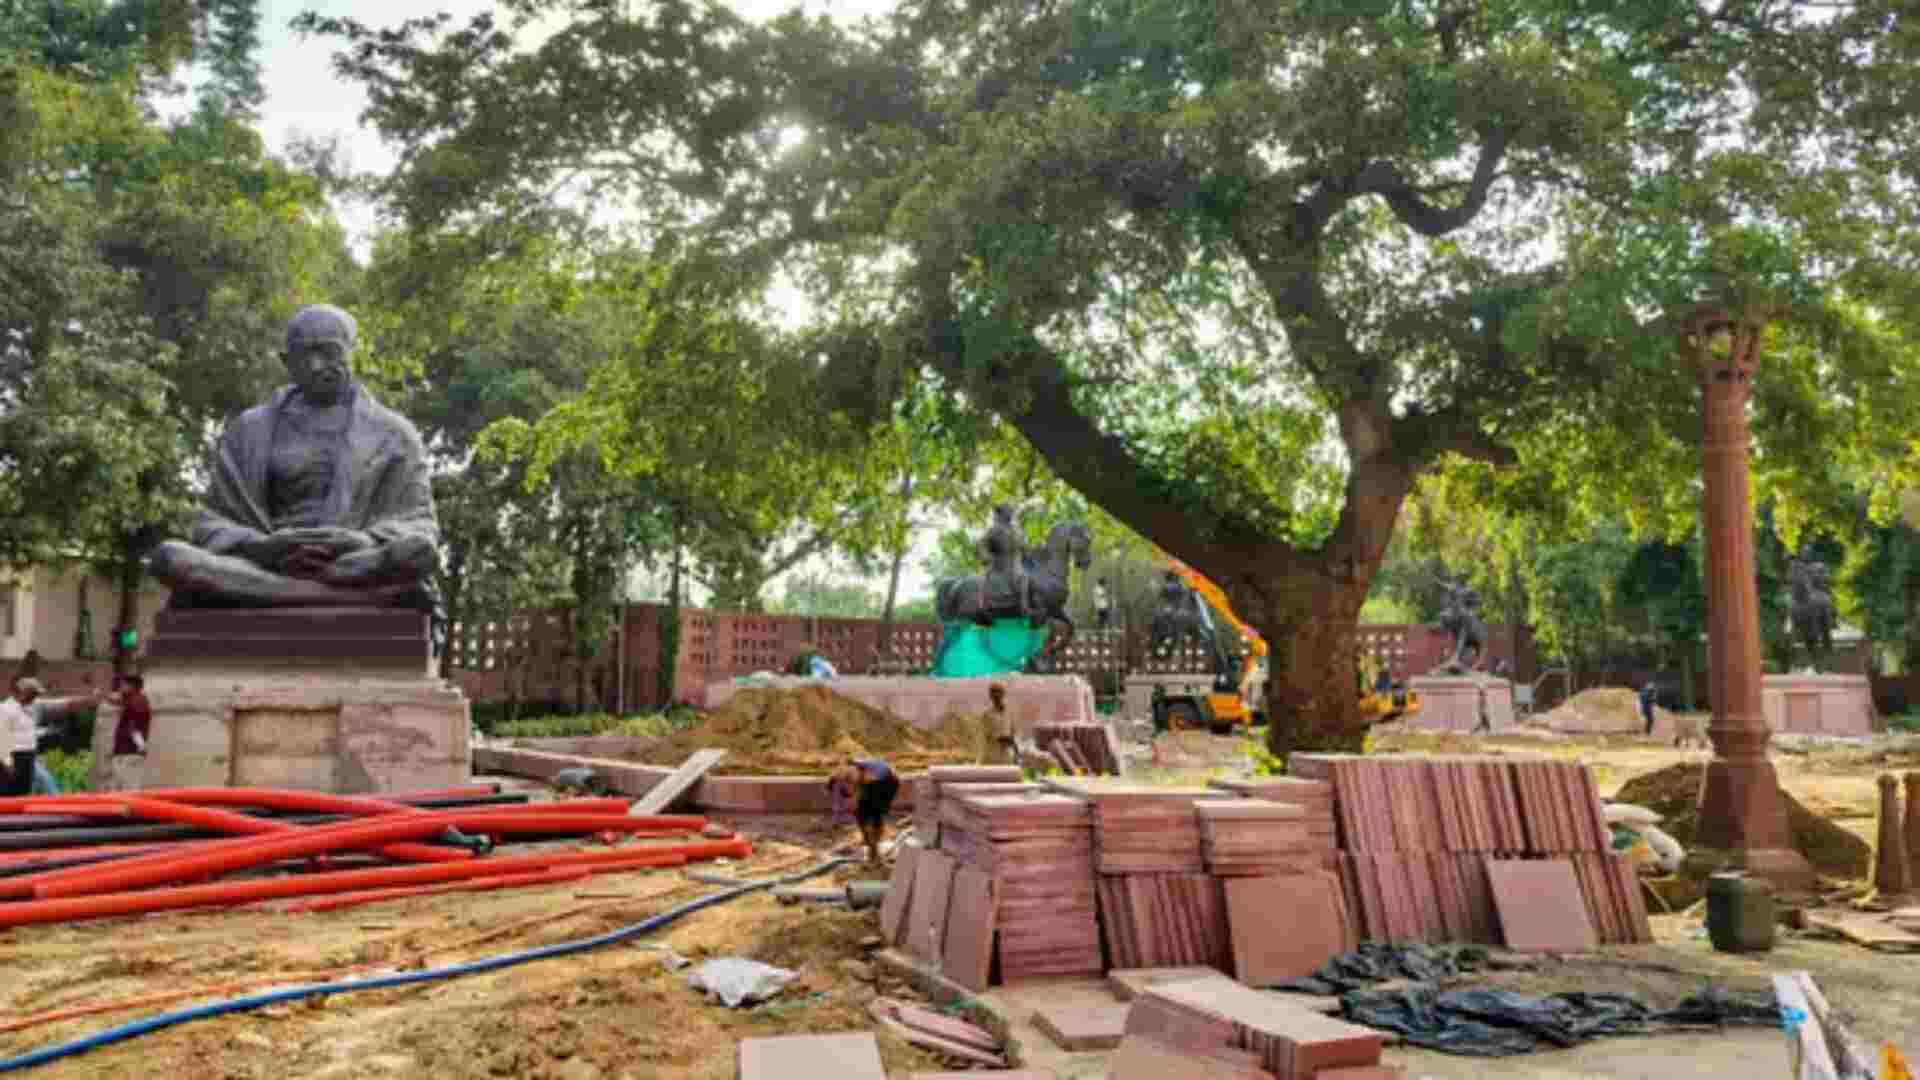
1679;306;1770;386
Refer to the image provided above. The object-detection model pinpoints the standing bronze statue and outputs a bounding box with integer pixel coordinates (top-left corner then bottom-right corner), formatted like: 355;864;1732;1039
147;305;441;619
1433;581;1488;673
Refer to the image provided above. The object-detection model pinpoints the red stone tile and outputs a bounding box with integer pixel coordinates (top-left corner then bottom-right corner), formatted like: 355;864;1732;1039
1485;857;1597;952
906;851;957;962
1033;1001;1130;1051
879;847;921;947
738;1033;885;1080
941;865;997;992
1224;873;1345;986
1108;966;1230;1001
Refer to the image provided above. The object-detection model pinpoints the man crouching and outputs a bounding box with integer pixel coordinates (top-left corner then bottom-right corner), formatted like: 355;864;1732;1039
831;757;899;865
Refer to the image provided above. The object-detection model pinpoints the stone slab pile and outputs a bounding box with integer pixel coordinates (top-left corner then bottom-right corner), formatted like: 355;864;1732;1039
1196;798;1320;876
1119;977;1385;1080
1032;721;1123;775
940;791;1104;981
912;765;1026;849
1208;777;1339;872
1288;753;1651;946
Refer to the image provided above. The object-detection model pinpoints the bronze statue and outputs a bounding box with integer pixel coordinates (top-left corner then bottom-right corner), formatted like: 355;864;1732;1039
973;504;1029;625
937;521;1091;631
1148;571;1206;658
147;305;440;615
1434;581;1488;673
1787;550;1837;668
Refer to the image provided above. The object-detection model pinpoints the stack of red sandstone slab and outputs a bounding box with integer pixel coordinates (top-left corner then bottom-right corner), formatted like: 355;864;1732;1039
1208;776;1338;871
914;765;1026;848
1287;753;1651;946
1095;873;1232;970
1033;721;1122;775
1057;783;1233;874
1119;976;1385;1080
1196;798;1320;876
940;791;1103;980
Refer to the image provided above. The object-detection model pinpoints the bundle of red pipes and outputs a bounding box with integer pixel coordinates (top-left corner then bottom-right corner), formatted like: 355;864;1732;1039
0;786;749;927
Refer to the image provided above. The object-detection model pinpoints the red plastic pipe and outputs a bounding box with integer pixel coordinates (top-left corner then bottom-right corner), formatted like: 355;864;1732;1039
18;797;468;866
130;790;632;817
0;838;750;927
25;810;712;900
0;785;500;815
283;867;593;914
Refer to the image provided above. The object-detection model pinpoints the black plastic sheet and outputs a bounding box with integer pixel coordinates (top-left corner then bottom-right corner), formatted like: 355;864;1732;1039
1271;945;1781;1057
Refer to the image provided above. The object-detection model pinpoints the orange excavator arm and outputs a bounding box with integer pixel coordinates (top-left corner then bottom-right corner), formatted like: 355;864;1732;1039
1158;554;1267;699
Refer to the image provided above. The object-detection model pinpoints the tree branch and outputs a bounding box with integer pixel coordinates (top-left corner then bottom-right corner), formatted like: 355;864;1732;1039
1352;128;1510;237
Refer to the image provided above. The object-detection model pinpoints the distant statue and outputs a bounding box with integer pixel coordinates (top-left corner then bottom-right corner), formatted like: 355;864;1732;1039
936;520;1093;662
1433;582;1488;674
146;305;442;626
973;504;1029;626
1148;571;1207;658
1788;550;1837;669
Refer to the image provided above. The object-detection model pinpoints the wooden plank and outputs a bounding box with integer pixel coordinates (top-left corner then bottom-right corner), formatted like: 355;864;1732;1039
629;748;728;815
1773;973;1842;1080
1789;971;1877;1080
1803;909;1920;951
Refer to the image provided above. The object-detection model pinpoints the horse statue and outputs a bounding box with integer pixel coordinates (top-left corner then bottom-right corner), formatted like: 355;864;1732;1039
1432;581;1488;674
935;521;1094;667
1788;552;1837;669
1147;571;1209;658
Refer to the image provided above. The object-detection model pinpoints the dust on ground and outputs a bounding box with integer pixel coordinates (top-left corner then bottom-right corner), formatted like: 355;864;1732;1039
1613;762;1872;879
0;835;957;1080
629;686;988;775
1531;687;1677;734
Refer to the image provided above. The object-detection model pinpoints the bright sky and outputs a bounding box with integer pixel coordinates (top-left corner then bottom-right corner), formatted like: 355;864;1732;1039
245;0;942;610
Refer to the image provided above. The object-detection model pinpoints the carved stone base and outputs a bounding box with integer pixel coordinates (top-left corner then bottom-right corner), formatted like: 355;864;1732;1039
1691;754;1819;892
1405;675;1514;732
116;607;469;794
1762;673;1876;735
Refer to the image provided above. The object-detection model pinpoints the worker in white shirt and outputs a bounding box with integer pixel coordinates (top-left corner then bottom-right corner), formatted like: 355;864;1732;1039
2;677;100;795
1;677;46;796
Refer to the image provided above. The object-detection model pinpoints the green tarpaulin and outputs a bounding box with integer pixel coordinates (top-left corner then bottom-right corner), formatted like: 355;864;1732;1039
930;618;1050;678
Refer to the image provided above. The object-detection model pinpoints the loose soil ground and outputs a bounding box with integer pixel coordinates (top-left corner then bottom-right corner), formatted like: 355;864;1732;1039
626;686;986;776
7;727;1920;1077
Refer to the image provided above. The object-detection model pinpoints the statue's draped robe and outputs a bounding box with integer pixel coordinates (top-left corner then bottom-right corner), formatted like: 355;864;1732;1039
189;384;443;623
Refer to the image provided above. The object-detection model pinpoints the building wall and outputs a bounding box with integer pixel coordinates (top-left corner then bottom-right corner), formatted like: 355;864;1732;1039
0;565;170;662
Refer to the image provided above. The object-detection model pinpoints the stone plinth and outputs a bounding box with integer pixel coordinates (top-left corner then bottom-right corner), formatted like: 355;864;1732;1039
1761;674;1875;736
704;674;1097;740
128;608;469;794
1406;675;1513;732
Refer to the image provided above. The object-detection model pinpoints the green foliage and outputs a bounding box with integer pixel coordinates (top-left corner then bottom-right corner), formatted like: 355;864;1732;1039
40;749;92;792
769;575;883;618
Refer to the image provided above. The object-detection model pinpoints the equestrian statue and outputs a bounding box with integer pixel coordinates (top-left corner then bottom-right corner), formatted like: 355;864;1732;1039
932;507;1093;676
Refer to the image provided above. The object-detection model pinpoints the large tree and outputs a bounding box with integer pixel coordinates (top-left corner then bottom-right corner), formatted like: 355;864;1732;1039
312;0;1920;751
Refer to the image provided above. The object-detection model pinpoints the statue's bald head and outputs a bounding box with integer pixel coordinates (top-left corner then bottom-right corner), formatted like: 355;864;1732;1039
284;305;357;406
286;304;357;351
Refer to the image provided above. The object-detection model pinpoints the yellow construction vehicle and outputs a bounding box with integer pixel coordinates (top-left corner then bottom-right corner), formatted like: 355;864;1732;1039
1148;557;1269;734
1148;555;1419;732
1357;651;1422;724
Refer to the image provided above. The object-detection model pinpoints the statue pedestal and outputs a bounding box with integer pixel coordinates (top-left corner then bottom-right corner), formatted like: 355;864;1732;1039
1405;675;1514;732
121;609;469;794
1761;673;1876;736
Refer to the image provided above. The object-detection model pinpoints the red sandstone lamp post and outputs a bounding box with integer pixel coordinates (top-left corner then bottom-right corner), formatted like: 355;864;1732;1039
1683;308;1817;890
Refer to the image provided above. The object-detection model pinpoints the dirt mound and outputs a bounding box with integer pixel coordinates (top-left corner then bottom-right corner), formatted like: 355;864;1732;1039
1612;763;1871;880
636;687;987;775
1534;687;1675;734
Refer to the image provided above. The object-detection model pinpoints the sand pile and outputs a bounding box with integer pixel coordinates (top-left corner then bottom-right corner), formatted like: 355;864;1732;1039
1534;687;1676;734
636;686;988;776
1612;763;1870;879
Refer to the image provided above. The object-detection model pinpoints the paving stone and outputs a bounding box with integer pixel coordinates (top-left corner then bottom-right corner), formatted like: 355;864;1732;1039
1032;1000;1131;1051
737;1033;885;1080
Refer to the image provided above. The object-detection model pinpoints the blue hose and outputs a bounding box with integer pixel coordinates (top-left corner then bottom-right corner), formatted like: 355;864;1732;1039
0;857;852;1073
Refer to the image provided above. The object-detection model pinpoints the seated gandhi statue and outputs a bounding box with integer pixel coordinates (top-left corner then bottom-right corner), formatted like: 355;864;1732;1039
148;305;440;613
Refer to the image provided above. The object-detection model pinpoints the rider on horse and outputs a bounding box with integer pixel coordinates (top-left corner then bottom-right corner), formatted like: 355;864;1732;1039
976;504;1032;626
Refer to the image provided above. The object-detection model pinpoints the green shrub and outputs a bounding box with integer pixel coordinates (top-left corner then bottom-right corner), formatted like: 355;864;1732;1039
41;749;92;792
1890;711;1920;733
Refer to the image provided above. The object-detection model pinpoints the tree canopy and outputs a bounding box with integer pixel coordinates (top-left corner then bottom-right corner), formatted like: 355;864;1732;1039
307;0;1920;748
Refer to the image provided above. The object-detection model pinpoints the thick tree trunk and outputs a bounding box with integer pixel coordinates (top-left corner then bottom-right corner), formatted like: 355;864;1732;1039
1245;575;1375;757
